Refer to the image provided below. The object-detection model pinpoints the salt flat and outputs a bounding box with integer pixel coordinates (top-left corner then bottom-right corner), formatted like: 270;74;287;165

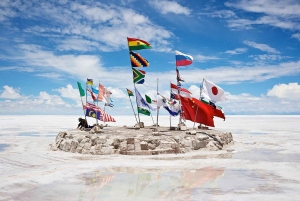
0;115;299;201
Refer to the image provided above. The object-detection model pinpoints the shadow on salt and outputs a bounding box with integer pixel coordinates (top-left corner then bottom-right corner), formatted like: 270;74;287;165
77;166;225;200
0;144;9;152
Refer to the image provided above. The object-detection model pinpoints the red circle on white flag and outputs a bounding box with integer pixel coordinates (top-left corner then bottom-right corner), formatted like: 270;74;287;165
212;86;218;95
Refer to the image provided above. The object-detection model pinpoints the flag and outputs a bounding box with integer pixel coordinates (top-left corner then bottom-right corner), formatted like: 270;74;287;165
98;83;105;101
87;78;93;86
202;79;226;102
87;87;97;102
126;88;134;96
180;96;215;127
85;102;116;122
201;98;225;120
85;107;101;120
130;51;149;67
145;94;157;104
132;68;146;84
138;107;150;116
175;50;193;66
77;82;85;97
104;88;113;106
176;67;184;82
170;83;192;99
157;94;181;116
91;86;98;94
134;87;156;111
127;37;151;51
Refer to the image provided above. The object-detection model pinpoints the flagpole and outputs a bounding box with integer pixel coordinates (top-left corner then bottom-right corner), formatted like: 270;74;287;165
128;94;139;124
176;66;182;126
169;81;172;130
85;80;88;122
127;39;141;125
156;78;159;131
193;78;204;129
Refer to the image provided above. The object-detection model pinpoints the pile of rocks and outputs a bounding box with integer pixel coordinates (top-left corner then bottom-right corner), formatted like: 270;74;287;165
50;126;234;155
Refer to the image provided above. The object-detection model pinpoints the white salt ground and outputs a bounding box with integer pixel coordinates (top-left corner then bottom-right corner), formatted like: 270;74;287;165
0;115;299;201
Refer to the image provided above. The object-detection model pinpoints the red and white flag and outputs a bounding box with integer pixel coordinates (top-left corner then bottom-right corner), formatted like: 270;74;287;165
202;79;226;102
170;83;192;99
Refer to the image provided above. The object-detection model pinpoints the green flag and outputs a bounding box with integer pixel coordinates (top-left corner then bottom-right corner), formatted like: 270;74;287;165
138;107;150;116
145;94;152;104
77;82;85;97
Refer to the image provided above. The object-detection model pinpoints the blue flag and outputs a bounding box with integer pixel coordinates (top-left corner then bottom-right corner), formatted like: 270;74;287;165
85;108;101;120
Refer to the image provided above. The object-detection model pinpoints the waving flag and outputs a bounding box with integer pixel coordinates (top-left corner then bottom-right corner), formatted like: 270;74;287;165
170;83;192;99
134;87;156;111
85;102;116;122
157;94;181;116
87;78;93;86
138;107;150;116
127;37;151;51
202;79;226;102
180;97;215;127
86;108;101;120
98;84;105;101
87;87;97;102
130;51;149;67
132;68;146;84
201;97;226;120
126;88;134;96
77;82;85;97
175;50;193;66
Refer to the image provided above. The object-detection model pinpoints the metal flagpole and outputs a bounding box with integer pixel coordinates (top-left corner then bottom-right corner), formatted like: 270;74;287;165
85;80;88;122
127;39;141;125
128;93;139;124
156;78;159;131
169;81;172;129
193;78;205;129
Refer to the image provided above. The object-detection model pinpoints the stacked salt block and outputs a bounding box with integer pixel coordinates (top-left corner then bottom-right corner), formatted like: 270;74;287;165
50;126;234;155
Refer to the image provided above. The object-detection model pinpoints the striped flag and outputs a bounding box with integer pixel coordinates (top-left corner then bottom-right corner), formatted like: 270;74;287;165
130;51;149;67
85;102;116;122
132;68;146;84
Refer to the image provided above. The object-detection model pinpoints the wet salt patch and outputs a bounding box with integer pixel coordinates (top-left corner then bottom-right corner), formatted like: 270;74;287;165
233;149;300;163
0;144;9;152
17;132;56;137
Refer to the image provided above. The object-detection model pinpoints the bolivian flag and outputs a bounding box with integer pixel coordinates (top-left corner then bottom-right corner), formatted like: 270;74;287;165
127;37;151;51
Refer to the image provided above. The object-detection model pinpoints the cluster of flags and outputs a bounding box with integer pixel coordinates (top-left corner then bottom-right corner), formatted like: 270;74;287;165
77;78;116;122
125;37;227;127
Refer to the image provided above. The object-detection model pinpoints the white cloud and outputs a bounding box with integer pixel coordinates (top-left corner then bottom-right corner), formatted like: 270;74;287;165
225;0;300;18
7;1;173;52
267;82;300;100
243;40;280;54
149;0;191;15
201;10;237;19
225;0;300;31
0;85;21;99
292;33;300;41
225;48;247;55
54;84;79;101
187;84;300;114
194;54;219;62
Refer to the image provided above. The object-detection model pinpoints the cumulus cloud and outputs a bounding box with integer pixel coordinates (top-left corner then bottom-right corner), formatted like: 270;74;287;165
267;82;300;100
149;0;192;15
0;85;21;99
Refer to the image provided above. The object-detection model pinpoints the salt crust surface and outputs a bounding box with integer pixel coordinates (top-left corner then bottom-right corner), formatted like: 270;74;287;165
0;115;300;200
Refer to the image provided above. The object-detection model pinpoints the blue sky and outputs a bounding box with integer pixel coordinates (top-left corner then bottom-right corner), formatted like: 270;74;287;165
0;0;300;116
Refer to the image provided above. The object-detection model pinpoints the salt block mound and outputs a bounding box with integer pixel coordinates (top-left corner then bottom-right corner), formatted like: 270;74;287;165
50;126;234;155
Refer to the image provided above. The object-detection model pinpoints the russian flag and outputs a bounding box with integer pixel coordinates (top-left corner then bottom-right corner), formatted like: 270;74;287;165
175;50;193;66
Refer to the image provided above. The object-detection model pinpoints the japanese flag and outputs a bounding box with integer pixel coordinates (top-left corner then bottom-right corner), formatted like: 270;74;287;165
202;79;226;102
